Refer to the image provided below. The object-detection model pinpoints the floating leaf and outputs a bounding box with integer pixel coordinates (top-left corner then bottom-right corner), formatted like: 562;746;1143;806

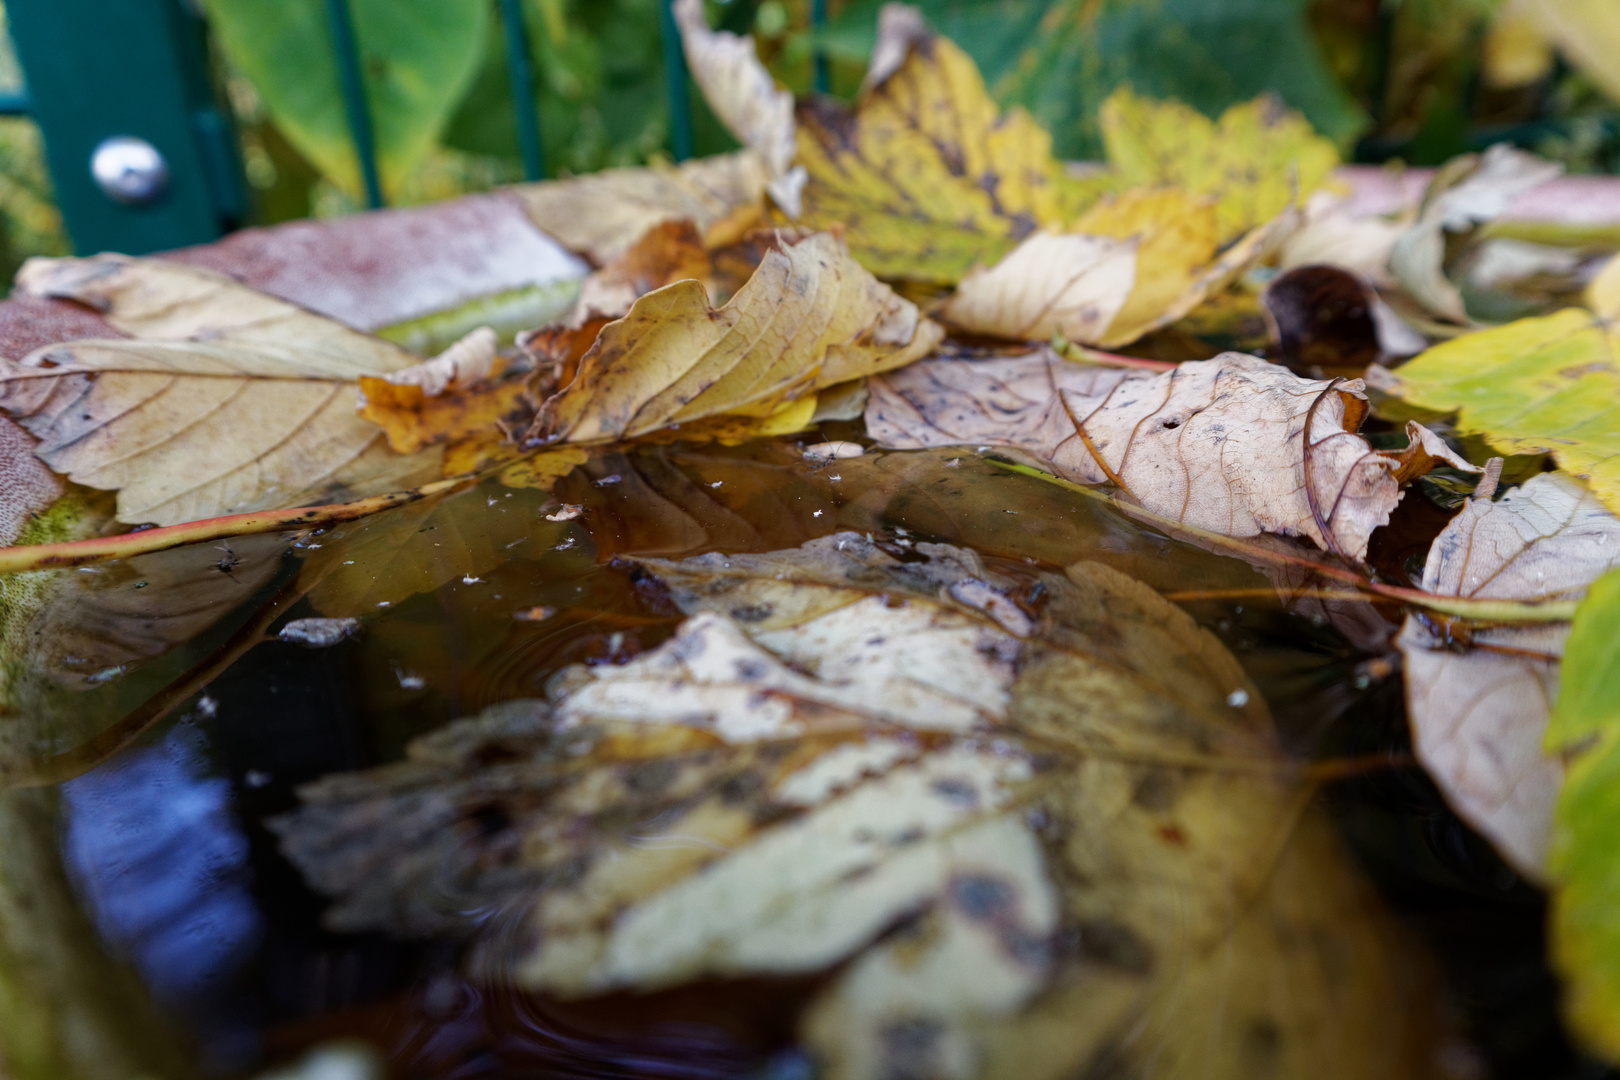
1548;567;1620;1062
1099;88;1338;243
866;350;1459;558
1396;472;1620;877
356;327;529;455
0;256;438;525
530;230;943;444
275;535;1439;1079
516;151;769;266
794;21;1089;283
201;0;489;198
1381;255;1620;514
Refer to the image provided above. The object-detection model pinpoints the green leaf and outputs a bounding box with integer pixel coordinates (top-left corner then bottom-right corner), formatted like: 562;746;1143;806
1548;568;1620;1064
202;0;490;198
827;0;1367;158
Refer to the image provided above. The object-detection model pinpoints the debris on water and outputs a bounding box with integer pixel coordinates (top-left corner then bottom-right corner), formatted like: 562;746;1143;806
513;605;557;622
545;504;584;521
396;670;426;691
1226;689;1250;707
278;617;362;649
945;458;960;467
462;575;482;585
594;474;622;487
244;769;272;789
804;440;864;460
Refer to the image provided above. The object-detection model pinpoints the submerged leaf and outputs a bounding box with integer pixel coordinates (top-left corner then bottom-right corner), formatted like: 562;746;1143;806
866;349;1455;558
794;20;1087;283
1396;472;1620;877
531;230;942;444
1099;88;1338;243
1381;255;1620;514
0;256;437;525
275;535;1439;1079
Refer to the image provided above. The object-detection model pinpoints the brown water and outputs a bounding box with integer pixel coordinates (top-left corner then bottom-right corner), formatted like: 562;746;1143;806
2;439;1606;1079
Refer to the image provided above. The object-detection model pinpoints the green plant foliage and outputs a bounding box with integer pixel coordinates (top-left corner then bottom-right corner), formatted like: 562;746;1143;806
1548;567;1620;1062
202;0;490;199
822;0;1367;158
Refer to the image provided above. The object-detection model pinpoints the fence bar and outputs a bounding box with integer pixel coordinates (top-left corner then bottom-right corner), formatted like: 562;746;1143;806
497;0;546;180
659;0;693;161
811;0;828;94
0;92;30;116
324;0;384;208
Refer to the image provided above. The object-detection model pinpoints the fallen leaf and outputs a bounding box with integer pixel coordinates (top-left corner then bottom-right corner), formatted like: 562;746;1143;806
1388;144;1563;324
866;349;1456;558
1396;472;1620;878
274;535;1439;1079
1070;188;1220;347
794;18;1090;283
939;231;1138;345
530;230;942;444
0;256;438;526
515;151;769;266
1263;265;1382;375
356;327;530;455
1514;0;1620;105
1381;254;1620;514
672;0;805;217
1547;566;1620;1062
1099;88;1338;243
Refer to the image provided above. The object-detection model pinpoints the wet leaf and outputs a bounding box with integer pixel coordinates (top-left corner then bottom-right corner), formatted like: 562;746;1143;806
672;0;805;217
1099;88;1338;243
1387;145;1563;324
356;328;529;456
516;151;769;266
794;19;1090;283
275;535;1439;1080
1263;265;1382;375
866;349;1459;558
1548;567;1620;1063
1396;472;1620;877
0;256;438;526
530;230;943;444
1380;254;1620;514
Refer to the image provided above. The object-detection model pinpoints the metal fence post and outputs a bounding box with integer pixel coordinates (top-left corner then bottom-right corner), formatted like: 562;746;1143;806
6;0;246;255
323;0;385;208
660;0;694;161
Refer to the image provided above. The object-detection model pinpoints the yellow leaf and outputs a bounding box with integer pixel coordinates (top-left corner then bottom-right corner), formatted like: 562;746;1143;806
1383;258;1620;514
1485;0;1557;87
1072;188;1220;347
1100;88;1338;243
532;230;943;444
0;256;438;526
1520;0;1620;104
357;327;530;454
794;25;1090;283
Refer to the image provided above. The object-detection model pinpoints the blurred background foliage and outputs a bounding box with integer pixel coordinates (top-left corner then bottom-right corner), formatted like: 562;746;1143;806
0;0;1618;278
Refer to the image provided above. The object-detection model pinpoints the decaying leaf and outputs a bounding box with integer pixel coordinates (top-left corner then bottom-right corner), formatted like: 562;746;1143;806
939;232;1138;345
794;19;1088;283
1388;145;1563;324
1263;265;1382;375
672;0;805;217
1099;88;1338;243
516;151;769;266
1396;472;1620;878
0;256;438;525
1380;255;1620;514
1071;188;1219;347
275;535;1439;1080
530;230;943;444
1548;567;1620;1062
356;327;529;455
866;349;1461;558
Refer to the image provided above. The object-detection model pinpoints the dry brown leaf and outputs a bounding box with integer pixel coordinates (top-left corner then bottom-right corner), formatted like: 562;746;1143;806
0;255;438;526
866;349;1456;559
274;534;1440;1080
531;230;943;444
355;327;530;456
672;0;805;217
515;151;768;266
1397;472;1620;878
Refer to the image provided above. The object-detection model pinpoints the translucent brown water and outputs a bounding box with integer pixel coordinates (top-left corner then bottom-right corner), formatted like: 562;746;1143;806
0;439;1608;1079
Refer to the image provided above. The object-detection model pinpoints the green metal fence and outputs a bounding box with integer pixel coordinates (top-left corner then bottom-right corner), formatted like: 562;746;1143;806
2;0;827;257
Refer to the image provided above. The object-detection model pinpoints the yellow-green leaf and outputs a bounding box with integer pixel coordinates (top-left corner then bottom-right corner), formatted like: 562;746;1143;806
1548;567;1620;1064
1100;88;1338;243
